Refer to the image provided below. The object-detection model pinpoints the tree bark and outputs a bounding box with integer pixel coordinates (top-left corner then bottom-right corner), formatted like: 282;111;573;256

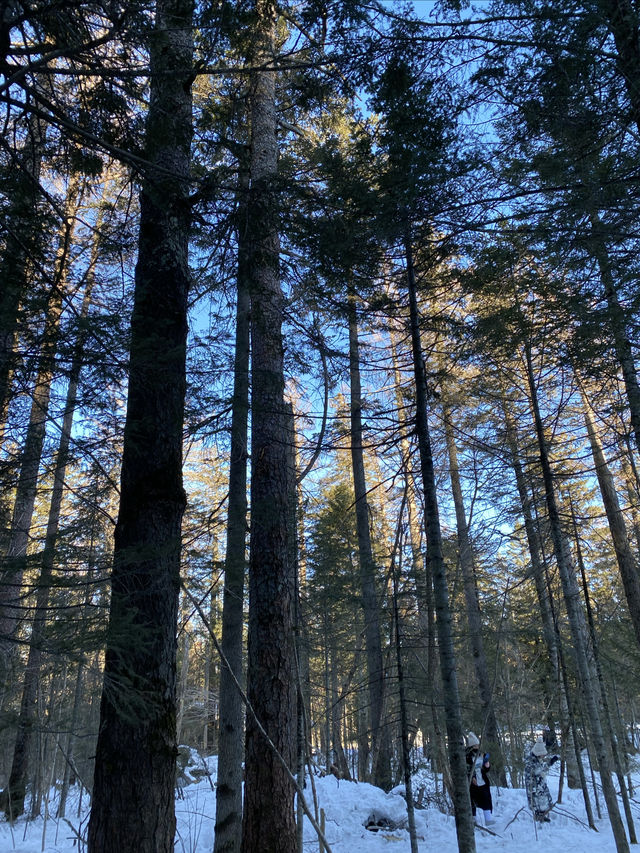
0;173;81;666
404;231;475;853
0;112;45;432
214;164;250;853
388;325;427;615
571;498;637;843
346;287;391;791
391;517;419;853
502;400;581;789
86;0;193;848
580;385;640;650
443;400;506;785
588;214;640;460
241;2;296;849
329;635;350;780
390;326;442;770
2;241;96;819
620;446;640;553
524;339;629;853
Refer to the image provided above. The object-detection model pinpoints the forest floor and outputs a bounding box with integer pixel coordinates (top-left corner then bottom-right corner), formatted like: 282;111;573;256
1;751;638;852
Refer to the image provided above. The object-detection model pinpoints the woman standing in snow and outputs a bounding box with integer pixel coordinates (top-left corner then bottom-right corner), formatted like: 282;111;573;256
466;732;494;826
525;739;559;821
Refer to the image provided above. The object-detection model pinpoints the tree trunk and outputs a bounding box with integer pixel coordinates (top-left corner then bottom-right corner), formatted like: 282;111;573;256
390;298;442;786
588;214;640;459
2;251;96;819
571;498;637;843
404;231;475;853
443;400;506;785
176;630;190;744
292;420;312;850
58;528;100;820
580;386;640;650
501;399;581;789
388;326;427;613
346;287;391;791
214;165;251;853
60;482;103;816
86;0;193;848
620;447;640;553
0;173;81;668
391;518;419;853
241;2;296;849
329;636;350;779
599;0;640;136
0;112;45;431
524;339;629;853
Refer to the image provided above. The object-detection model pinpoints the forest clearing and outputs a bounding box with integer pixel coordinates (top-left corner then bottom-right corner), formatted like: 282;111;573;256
1;1;640;852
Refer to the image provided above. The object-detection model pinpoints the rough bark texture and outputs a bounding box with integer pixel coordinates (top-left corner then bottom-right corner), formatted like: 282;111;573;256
214;167;250;853
525;341;629;853
241;2;297;850
347;288;391;791
443;402;506;785
86;0;193;849
405;233;475;853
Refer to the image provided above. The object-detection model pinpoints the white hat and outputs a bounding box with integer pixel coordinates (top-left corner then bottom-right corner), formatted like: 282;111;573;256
467;732;480;748
532;739;547;757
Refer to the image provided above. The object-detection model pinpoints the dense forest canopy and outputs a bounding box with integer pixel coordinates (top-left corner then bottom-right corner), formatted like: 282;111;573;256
1;1;640;851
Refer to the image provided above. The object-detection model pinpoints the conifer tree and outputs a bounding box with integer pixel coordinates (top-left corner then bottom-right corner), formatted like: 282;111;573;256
370;36;476;850
524;333;629;853
0;173;83;666
87;0;193;847
241;2;297;849
214;159;250;853
0;113;46;433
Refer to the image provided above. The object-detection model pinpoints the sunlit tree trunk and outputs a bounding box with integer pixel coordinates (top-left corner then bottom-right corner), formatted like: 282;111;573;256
329;635;350;780
241;2;296;849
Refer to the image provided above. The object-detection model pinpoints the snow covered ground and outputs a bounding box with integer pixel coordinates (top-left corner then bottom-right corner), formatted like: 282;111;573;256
1;754;637;853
